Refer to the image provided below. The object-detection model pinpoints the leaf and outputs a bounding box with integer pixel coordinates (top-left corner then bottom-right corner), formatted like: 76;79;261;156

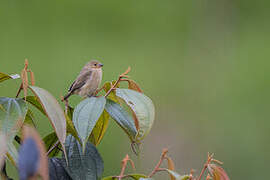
208;164;230;180
49;158;72;180
29;86;67;160
103;81;119;102
115;89;155;141
105;99;137;142
21;126;49;180
166;157;176;180
43;132;61;157
64;135;104;180
24;109;36;127
73;97;106;152
126;79;143;93
0;97;27;165
89;110;109;146
128;174;148;180
0;72;20;83
139;178;154;180
0;133;7;170
25;96;46;115
164;169;190;180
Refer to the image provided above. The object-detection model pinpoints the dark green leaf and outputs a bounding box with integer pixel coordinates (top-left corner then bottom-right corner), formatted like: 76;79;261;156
73;97;106;152
49;158;72;180
105;99;137;142
64;135;104;180
116;89;155;142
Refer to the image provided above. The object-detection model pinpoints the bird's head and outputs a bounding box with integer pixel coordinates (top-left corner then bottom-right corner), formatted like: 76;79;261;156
87;60;103;69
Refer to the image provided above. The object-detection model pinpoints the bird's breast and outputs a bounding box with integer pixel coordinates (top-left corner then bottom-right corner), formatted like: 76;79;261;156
79;69;102;97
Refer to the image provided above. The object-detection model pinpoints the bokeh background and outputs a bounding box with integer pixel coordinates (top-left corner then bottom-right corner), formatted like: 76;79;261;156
1;0;270;179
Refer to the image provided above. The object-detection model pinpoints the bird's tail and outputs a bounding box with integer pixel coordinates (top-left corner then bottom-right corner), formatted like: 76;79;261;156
64;92;72;100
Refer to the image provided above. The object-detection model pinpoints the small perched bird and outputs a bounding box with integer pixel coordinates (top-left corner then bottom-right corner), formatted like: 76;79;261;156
64;60;103;100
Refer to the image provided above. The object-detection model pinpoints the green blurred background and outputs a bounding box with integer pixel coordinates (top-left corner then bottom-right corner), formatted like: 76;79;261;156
1;0;270;179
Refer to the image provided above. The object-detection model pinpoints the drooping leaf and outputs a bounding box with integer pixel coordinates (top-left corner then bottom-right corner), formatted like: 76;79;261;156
73;97;106;152
89;110;110;146
164;169;190;180
105;99;137;142
25;96;46;115
29;86;67;160
43;132;61;157
49;158;72;180
24;109;36;127
21;126;49;180
0;133;7;169
208;164;230;180
64;135;104;180
116;89;155;142
65;114;80;142
18;137;40;180
0;97;27;165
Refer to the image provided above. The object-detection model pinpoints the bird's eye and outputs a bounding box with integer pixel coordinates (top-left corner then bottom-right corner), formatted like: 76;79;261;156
94;63;97;66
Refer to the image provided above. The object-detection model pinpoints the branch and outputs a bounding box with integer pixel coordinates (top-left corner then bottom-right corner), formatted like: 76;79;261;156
104;67;131;98
113;154;135;180
148;148;169;178
197;153;214;180
46;140;60;156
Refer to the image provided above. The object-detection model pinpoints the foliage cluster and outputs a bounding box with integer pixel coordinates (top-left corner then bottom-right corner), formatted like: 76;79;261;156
0;60;229;180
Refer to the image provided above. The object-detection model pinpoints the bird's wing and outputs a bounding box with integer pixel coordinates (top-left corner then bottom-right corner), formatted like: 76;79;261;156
68;71;92;93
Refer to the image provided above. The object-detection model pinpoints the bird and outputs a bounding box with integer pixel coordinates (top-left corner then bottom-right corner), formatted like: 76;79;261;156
64;60;103;100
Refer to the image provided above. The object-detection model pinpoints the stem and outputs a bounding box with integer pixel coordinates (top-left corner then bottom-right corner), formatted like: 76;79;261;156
148;149;168;178
197;153;214;180
15;83;23;98
47;140;60;156
104;67;131;98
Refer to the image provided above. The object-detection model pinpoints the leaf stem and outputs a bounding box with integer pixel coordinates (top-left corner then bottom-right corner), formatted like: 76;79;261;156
148;148;168;178
197;153;214;180
104;67;131;98
46;140;60;156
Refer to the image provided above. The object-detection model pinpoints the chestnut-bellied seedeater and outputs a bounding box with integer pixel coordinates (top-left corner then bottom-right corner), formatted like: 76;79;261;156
64;60;103;100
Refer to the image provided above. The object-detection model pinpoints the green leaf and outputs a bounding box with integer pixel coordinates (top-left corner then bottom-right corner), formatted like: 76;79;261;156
105;99;137;142
49;158;72;180
0;72;20;83
73;97;106;152
25;96;46;115
103;81;119;102
24;109;36;127
165;169;190;180
43;132;61;157
64;135;104;180
116;89;155;141
29;86;67;160
0;97;27;165
128;174;148;180
89;110;110;146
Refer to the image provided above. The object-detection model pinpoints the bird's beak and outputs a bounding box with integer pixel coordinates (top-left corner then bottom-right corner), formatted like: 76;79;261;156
98;63;103;67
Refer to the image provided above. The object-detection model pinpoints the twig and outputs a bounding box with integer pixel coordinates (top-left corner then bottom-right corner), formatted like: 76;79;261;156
15;83;23;98
104;67;131;98
46;140;60;156
148;148;169;178
112;154;135;180
197;153;214;180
